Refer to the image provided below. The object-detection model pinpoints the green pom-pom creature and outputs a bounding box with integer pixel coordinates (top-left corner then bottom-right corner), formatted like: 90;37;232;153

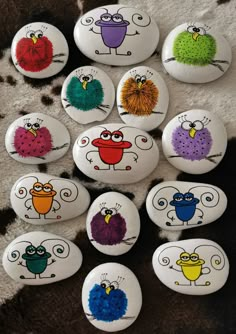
165;24;229;72
63;69;110;113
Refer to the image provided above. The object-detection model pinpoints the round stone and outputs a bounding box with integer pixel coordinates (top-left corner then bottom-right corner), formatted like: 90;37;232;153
5;112;70;164
117;66;169;131
11;22;69;78
162;109;227;174
162;22;232;83
86;192;140;255
74;5;159;66
73;123;159;184
61;66;115;124
2;231;83;285
152;239;229;295
82;262;142;332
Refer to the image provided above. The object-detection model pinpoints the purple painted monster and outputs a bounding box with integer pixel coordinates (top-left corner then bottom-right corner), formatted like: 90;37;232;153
170;115;222;163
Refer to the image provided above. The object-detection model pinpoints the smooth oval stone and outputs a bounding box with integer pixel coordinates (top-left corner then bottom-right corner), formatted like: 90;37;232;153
117;66;169;131
162;109;227;174
10;172;90;225
162;22;232;83
86;192;140;255
82;262;142;332
146;181;227;231
74;5;159;66
5;112;70;164
152;239;229;295
2;231;82;285
73;123;159;184
11;22;69;79
61;66;115;124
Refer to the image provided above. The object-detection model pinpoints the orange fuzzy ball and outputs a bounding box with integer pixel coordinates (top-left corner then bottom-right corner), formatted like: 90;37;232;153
121;78;159;116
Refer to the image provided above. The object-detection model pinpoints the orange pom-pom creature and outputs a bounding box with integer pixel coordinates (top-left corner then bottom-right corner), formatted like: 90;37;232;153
120;70;160;116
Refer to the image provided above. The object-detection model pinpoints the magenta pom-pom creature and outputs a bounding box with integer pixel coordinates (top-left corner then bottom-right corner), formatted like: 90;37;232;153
11;117;68;160
170;115;222;163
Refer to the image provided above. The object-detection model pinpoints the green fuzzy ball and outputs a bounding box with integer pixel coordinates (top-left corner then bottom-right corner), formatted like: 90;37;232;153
66;77;104;111
173;32;216;66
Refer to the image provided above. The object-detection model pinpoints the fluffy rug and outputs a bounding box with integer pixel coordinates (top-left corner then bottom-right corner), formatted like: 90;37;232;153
0;0;235;333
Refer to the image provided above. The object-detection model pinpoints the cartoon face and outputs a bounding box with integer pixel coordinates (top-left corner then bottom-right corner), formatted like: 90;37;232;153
176;252;205;267
121;70;159;116
170;192;199;207
88;274;128;322
22;245;51;261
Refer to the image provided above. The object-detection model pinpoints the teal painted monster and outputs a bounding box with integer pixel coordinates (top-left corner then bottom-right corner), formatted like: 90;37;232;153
165;24;229;72
64;69;110;113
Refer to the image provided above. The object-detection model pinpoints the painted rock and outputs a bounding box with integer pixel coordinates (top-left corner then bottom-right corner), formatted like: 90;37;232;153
10;172;90;225
86;192;140;255
5;112;70;164
162;109;227;174
73;123;159;184
146;181;227;231
2;231;83;285
11;22;69;79
73;5;159;66
117;66;169;131
82;262;142;332
162;22;232;83
61;66;115;124
152;239;229;295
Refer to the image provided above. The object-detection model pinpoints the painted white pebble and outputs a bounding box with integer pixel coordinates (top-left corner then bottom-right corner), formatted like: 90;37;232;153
2;231;83;285
152;239;229;295
11;22;69;79
61;66;115;124
162;109;227;174
74;5;159;66
5;112;70;164
117;66;169;131
82;262;142;332
73;123;159;184
146;181;227;231
86;192;140;255
10;172;90;225
162;22;232;83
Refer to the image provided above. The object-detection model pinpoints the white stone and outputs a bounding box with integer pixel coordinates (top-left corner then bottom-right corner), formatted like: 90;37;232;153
162;109;227;174
11;22;69;79
117;66;169;131
2;231;82;285
162;22;232;83
73;5;159;66
10;172;90;225
82;262;142;332
5;112;70;164
86;192;140;255
152;239;229;295
146;181;227;231
73;123;159;184
61;66;115;124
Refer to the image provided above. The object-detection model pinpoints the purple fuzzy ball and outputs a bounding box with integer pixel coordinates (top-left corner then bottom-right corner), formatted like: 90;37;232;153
172;126;212;161
91;213;127;245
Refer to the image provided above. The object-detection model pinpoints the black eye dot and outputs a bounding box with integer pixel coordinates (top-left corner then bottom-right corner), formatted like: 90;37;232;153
136;78;141;83
38;34;43;38
83;76;89;81
101;283;106;288
34;123;39;128
27;123;31;127
110;285;114;290
30;33;34;38
193;27;200;32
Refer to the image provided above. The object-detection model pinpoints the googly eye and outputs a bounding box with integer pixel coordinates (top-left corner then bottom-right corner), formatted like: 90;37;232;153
192;120;204;130
100;13;112;22
34;30;43;38
100;130;111;140
112;14;123;23
141;76;147;84
135;75;141;83
109;208;117;215
173;193;184;201
26;246;36;255
100;279;110;288
109;281;119;290
26;30;35;38
100;207;109;215
24;123;32;130
111;131;123;142
181;121;192;131
82;74;93;83
32;123;40;130
187;25;206;35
